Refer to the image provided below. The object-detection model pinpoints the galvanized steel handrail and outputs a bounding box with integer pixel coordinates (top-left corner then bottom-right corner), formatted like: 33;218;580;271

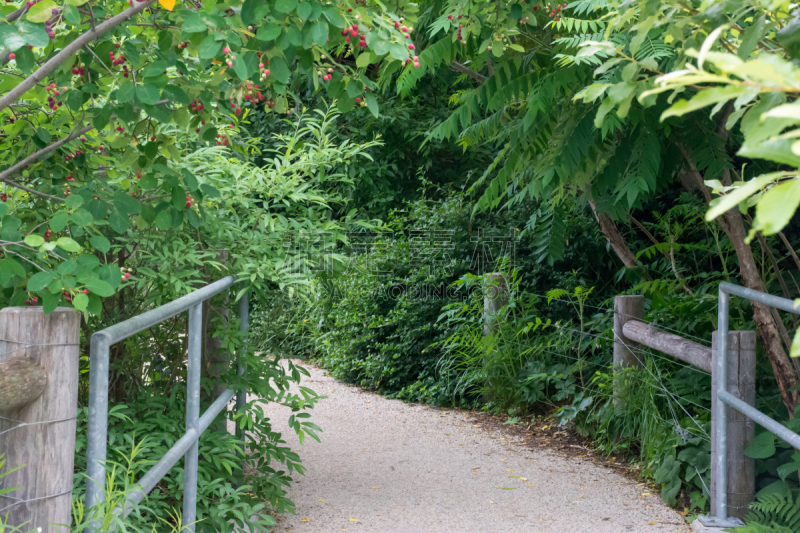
84;275;247;532
699;281;800;529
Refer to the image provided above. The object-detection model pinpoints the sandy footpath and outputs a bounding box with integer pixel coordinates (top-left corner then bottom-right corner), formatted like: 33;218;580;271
243;360;690;533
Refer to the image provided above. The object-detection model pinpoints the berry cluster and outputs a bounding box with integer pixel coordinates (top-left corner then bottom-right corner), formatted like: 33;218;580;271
258;54;271;81
321;67;335;82
109;50;127;67
535;3;567;20
61;291;71;302
241;81;266;104
222;46;235;67
216;133;230;146
190;100;205;113
70;60;87;76
342;23;368;48
46;83;62;110
64;148;83;162
44;9;59;39
65;174;75;182
64;187;71;197
185;195;193;208
44;229;51;240
25;296;38;305
0;192;7;202
121;267;132;280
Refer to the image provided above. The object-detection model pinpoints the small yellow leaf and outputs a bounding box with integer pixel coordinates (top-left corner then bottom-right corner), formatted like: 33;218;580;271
370;486;382;489
319;500;326;503
299;518;311;522
498;458;506;461
528;484;537;486
349;518;359;522
520;477;528;481
158;0;175;10
649;521;655;525
395;507;403;509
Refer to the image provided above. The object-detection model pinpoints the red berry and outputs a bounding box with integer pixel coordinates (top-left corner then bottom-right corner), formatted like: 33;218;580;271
8;53;14;60
83;289;89;294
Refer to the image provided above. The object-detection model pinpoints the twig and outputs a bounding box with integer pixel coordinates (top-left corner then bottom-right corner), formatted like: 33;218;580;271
0;0;157;114
451;61;486;83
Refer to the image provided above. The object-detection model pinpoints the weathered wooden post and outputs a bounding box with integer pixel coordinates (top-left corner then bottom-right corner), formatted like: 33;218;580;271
0;307;80;532
482;273;508;403
613;295;644;403
710;330;756;519
613;295;644;369
483;272;508;336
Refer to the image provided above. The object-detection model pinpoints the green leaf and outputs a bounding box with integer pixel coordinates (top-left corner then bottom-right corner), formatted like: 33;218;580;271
40;290;58;314
322;7;345;28
82;278;115;297
36;127;51;143
739;16;767;60
89;235;111;253
63;4;80;24
241;0;261;25
297;2;312;20
24;234;44;247
56;237;81;253
65;194;83;209
143;60;168;77
337;94;355;113
311;20;328;46
750;179;800;237
365;92;379;118
50;212;69;231
0;25;24;51
26;0;58;23
275;0;298;13
199;34;222;59
744;431;776;459
270;56;291;84
72;292;88;311
182;12;209;33
155;209;172;230
16;20;50;48
14;45;35;74
108;209;129;233
162;85;190;105
71;208;93;226
27;271;54;292
356;52;371;68
389;43;408;61
257;23;281;41
233;52;249;80
135;84;161;106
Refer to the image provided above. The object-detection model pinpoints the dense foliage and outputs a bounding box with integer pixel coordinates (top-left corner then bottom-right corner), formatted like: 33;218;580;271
4;0;800;530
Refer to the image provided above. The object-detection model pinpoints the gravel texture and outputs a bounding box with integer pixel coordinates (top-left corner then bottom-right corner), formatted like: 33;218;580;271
254;360;690;533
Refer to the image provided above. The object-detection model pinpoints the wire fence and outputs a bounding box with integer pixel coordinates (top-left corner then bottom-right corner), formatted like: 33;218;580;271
0;337;79;515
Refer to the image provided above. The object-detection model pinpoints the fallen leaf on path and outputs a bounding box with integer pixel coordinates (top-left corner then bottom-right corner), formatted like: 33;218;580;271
649;522;655;525
519;477;528;481
299;518;311;522
349;518;359;522
498;458;506;461
528;484;537;486
395;507;403;509
371;486;382;489
318;500;326;503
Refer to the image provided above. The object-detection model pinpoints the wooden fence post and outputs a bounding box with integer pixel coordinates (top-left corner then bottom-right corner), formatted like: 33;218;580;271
710;330;756;519
613;295;644;369
0;307;80;532
483;272;507;336
613;295;644;404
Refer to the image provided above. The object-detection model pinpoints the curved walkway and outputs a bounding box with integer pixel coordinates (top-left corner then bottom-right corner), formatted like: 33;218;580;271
257;360;689;533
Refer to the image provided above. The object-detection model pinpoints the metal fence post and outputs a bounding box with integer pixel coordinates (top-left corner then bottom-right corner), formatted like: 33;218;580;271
237;292;248;473
715;289;729;521
86;331;112;514
183;303;202;532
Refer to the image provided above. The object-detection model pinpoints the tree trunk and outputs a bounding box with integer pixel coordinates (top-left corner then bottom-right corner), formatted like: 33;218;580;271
589;200;639;269
202;251;230;431
679;135;800;414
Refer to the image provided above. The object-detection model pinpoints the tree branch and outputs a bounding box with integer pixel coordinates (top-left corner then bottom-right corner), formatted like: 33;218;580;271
451;61;486;83
0;0;156;114
0;123;93;185
0;176;64;201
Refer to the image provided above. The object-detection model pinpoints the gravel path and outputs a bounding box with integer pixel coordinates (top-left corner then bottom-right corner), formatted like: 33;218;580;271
253;360;690;533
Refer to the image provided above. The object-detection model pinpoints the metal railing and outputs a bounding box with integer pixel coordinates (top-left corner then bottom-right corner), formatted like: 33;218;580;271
84;276;248;532
697;281;800;529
